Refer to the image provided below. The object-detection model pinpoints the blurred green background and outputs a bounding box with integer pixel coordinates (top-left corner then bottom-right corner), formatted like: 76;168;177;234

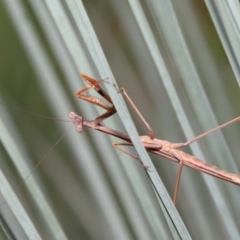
0;0;239;240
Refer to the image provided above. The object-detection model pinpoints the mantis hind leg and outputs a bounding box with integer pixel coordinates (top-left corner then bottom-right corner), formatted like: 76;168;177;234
170;150;184;205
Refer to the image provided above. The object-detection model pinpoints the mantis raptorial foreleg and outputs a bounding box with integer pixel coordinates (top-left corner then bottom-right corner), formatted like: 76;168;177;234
75;74;116;124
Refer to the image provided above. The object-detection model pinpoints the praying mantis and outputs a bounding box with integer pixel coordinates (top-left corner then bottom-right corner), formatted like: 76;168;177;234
75;74;240;205
1;74;239;206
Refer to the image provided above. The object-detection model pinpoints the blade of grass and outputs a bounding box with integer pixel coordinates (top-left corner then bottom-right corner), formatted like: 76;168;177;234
204;0;240;85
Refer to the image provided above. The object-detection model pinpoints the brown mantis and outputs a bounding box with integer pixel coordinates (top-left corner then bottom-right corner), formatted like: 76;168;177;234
1;74;239;206
75;74;240;205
